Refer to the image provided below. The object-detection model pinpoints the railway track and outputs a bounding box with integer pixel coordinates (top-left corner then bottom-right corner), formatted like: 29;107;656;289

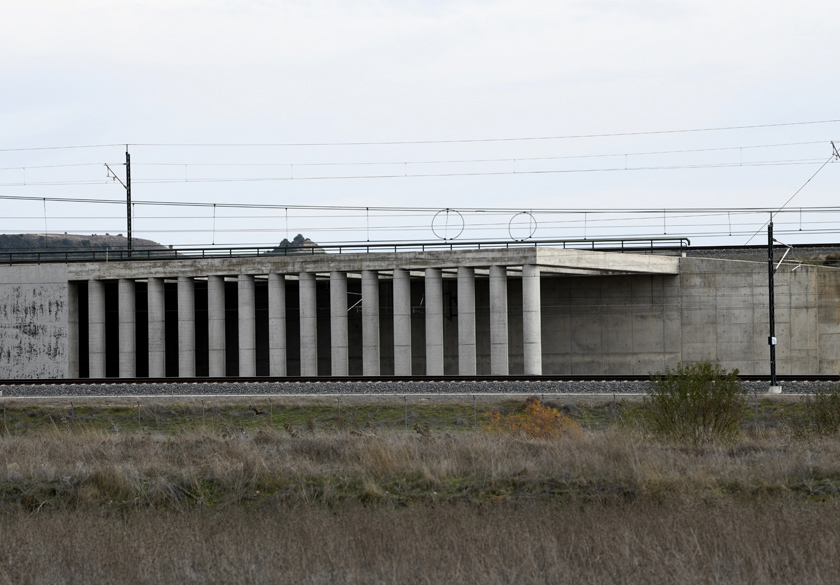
1;374;838;386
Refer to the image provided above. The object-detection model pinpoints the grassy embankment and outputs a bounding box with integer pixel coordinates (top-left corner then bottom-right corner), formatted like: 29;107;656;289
1;395;838;584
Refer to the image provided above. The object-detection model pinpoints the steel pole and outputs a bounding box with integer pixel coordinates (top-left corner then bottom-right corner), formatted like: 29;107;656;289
768;220;777;388
126;149;132;252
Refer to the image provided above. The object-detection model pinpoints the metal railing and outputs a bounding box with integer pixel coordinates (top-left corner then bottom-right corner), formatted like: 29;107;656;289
0;237;691;266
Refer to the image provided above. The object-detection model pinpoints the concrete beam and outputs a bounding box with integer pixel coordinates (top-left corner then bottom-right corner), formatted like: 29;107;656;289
535;247;679;274
66;247;680;280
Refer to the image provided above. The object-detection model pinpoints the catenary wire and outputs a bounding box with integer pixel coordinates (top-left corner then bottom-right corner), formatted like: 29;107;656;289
127;119;840;146
1;119;839;152
1;157;831;188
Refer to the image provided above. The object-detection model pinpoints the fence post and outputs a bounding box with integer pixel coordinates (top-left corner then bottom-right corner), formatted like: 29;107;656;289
473;395;477;431
404;396;408;433
202;400;206;431
338;395;342;431
2;403;5;436
71;401;74;429
137;400;141;431
269;397;273;429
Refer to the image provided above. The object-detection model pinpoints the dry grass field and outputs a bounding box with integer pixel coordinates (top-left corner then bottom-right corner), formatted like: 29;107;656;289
1;500;838;584
0;395;837;583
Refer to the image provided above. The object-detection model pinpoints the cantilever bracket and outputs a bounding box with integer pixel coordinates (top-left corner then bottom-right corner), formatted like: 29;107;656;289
104;163;127;189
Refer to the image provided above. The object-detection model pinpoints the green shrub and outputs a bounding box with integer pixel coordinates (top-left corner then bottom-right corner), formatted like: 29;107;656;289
644;362;746;445
790;384;840;438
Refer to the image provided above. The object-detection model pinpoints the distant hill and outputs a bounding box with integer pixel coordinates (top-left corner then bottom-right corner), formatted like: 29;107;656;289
0;233;328;257
0;233;167;252
271;234;325;254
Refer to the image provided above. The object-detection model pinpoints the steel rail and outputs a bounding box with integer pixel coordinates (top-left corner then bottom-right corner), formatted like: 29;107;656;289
1;374;837;386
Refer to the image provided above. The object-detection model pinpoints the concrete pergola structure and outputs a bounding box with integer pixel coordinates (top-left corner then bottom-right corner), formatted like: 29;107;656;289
66;247;680;379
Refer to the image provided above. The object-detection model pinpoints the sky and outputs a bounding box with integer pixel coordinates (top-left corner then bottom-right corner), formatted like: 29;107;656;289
0;0;838;248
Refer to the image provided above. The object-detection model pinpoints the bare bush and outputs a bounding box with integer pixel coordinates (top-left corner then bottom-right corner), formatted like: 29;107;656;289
791;383;840;438
645;361;746;445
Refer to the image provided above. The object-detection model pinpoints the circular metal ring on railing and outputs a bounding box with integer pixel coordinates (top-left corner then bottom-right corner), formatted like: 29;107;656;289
508;211;538;241
431;209;465;240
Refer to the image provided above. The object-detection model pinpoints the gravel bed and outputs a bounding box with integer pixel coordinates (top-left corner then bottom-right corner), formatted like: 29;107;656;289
0;379;825;397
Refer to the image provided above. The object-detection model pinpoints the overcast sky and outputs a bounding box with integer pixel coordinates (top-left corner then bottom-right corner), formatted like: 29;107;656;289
1;0;838;247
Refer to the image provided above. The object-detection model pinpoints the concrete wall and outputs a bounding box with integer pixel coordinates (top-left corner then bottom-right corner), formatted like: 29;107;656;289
540;273;681;375
534;257;839;376
678;257;839;375
0;265;70;379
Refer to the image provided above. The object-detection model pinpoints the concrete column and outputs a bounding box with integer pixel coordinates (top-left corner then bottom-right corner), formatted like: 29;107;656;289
177;276;195;377
457;267;476;375
207;275;226;377
88;280;106;378
489;265;509;375
118;278;136;378
393;269;412;376
330;271;348;376
362;270;380;375
238;274;256;377
522;264;542;375
425;268;444;375
299;273;318;376
268;273;286;377
147;278;166;377
67;282;79;378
